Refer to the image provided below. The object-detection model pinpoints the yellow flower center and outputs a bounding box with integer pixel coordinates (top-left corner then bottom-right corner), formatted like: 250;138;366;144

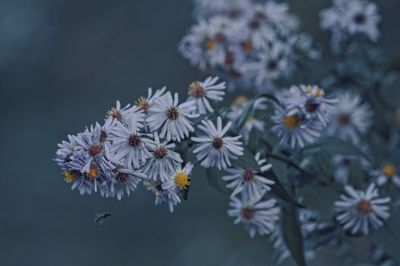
306;86;324;97
136;97;150;113
283;114;300;129
382;163;396;177
205;38;217;50
85;164;99;180
64;170;77;183
175;171;191;190
233;95;248;108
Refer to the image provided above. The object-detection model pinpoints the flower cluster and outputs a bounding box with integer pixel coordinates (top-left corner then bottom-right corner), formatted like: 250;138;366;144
180;0;319;91
54;0;400;264
320;0;380;52
56;77;245;211
272;85;338;148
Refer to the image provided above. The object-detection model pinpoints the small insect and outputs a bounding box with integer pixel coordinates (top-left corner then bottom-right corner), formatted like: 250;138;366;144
94;211;112;225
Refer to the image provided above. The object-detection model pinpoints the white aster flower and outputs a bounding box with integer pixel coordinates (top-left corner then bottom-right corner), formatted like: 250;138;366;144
223;152;273;200
101;167;145;200
228;196;280;238
371;163;400;188
335;183;390;235
245;42;292;87
109;119;152;169
144;179;181;213
287;85;338;127
320;0;380;50
147;92;199;141
192;117;244;170
142;133;183;181
106;100;144;127
272;105;322;148
163;163;194;192
135;86;167;115
327;91;373;144
187;76;226;114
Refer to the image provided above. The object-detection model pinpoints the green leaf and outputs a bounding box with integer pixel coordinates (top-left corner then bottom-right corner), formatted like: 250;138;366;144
281;199;307;266
264;170;305;208
369;212;400;263
231;99;255;133
205;168;229;195
302;136;372;163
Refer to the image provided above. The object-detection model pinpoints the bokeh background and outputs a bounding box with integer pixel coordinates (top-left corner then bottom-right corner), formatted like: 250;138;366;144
1;0;399;265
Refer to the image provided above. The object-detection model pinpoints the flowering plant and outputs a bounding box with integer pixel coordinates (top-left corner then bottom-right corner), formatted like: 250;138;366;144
55;0;400;265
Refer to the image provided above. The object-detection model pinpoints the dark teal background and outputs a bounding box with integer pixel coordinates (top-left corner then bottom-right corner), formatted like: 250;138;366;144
0;0;399;265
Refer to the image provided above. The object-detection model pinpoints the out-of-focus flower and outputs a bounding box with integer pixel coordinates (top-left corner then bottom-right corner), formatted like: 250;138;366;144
287;85;338;127
371;162;400;188
327;91;373;144
147;92;199;141
320;0;380;51
192;117;244;169
228;196;280;238
272;106;322;148
335;183;390;235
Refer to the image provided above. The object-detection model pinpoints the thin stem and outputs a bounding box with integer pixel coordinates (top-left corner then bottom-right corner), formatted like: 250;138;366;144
266;154;308;175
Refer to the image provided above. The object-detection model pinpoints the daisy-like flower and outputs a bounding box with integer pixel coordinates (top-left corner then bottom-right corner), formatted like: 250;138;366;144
335;183;390;235
67;154;109;195
147;92;199;141
223;153;273;200
187;76;226;114
55;133;82;170
326;91;373;144
320;0;380;50
106;100;145;127
74;124;115;173
163;163;194;192
371;162;400;188
271;105;322;148
227;95;267;143
142;133;183;181
101;167;145;200
245;42;292;87
228;196;280;238
144;179;181;213
109;118;152;169
135;86;167;115
287;85;338;127
192;117;244;170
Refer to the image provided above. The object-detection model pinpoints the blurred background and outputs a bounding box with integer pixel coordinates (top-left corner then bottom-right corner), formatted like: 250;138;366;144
0;0;399;265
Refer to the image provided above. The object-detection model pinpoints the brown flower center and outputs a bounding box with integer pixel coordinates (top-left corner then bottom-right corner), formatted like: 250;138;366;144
108;108;122;120
89;145;102;157
166;107;179;120
85;164;99;180
212;137;223;149
305;99;319;113
241;40;253;51
128;135;141;147
242;207;255;220
356;200;371;214
154;146;168;159
243;169;255;181
339;114;350;125
100;130;108;143
116;172;129;183
188;82;205;98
